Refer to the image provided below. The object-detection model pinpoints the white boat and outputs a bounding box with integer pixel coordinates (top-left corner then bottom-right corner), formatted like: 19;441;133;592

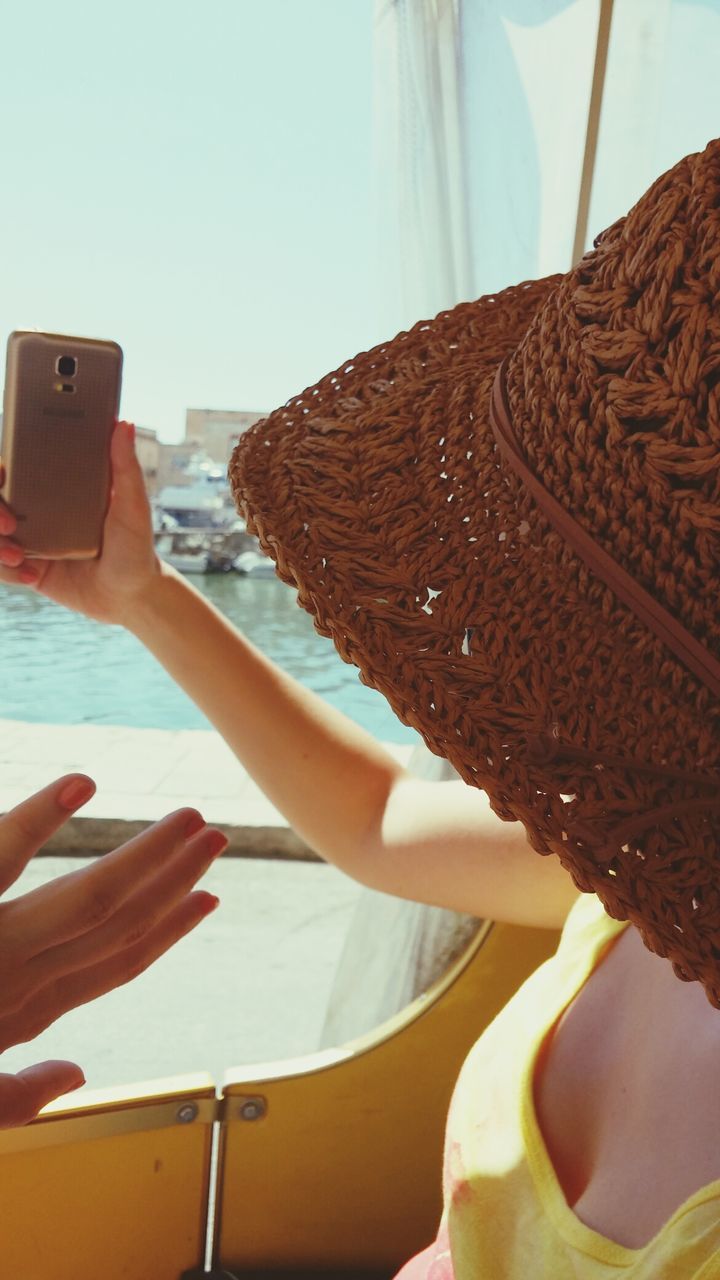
155;532;211;575
164;550;211;574
151;507;180;534
232;549;275;578
157;453;237;528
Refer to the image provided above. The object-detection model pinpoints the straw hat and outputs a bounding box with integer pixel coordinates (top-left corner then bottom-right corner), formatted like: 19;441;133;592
230;139;720;1006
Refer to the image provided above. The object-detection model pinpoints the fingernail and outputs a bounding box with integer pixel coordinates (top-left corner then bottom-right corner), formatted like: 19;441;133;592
207;895;220;911
20;567;38;585
184;811;206;838
126;422;136;443
205;830;229;857
58;778;95;811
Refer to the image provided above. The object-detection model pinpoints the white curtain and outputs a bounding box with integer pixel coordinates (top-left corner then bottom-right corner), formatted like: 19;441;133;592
373;0;473;329
588;0;717;235
319;740;479;1049
373;0;720;338
373;0;603;336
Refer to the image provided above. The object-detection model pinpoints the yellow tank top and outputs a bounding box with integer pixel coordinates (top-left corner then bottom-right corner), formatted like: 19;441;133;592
401;893;720;1279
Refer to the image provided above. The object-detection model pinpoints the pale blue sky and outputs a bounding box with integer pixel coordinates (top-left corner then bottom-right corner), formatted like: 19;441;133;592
1;0;375;441
5;1;719;447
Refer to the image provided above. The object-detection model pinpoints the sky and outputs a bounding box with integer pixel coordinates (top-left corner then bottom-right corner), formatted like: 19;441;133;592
0;0;375;442
4;0;719;446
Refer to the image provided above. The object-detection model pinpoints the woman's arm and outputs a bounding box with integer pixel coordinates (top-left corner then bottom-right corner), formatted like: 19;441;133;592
128;569;578;927
0;423;578;928
130;565;403;878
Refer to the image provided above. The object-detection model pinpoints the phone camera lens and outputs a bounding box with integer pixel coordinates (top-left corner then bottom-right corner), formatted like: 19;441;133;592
56;355;77;376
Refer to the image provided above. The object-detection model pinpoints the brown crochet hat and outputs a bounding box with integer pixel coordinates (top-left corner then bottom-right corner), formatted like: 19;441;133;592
230;138;720;1006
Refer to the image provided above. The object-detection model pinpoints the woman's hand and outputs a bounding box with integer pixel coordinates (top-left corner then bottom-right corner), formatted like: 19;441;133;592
0;772;225;1128
0;1060;89;1130
0;420;164;624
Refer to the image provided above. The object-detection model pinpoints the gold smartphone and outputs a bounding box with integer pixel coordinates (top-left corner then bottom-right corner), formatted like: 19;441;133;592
2;330;123;558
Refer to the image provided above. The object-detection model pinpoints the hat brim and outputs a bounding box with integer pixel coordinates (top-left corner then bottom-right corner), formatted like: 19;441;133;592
229;272;719;994
230;273;559;705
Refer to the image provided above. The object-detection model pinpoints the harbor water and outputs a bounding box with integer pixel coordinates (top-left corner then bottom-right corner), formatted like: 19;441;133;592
0;573;417;744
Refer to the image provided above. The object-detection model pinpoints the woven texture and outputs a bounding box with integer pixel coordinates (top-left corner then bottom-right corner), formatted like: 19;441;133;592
230;140;720;1006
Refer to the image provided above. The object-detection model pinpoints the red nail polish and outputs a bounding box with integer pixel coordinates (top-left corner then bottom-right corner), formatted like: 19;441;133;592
184;811;206;838
205;830;229;857
58;778;95;810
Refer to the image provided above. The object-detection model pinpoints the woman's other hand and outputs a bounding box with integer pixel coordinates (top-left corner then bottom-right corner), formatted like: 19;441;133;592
0;420;165;624
0;772;225;1127
0;1060;88;1130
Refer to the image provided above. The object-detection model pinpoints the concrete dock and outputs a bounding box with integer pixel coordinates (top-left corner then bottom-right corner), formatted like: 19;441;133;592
0;717;414;850
0;718;415;1092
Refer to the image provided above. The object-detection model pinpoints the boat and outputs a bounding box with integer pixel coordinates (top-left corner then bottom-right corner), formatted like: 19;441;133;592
155;531;211;574
232;548;275;578
153;453;260;573
157;453;238;530
155;523;260;576
151;507;180;534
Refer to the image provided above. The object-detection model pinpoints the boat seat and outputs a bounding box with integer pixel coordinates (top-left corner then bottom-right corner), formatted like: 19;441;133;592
0;920;558;1277
213;919;557;1275
0;1075;216;1280
181;1269;391;1279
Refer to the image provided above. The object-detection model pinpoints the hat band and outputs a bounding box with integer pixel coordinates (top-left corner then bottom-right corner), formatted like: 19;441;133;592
489;359;720;862
489;359;720;701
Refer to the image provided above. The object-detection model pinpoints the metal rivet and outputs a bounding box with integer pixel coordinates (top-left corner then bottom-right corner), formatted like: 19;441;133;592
239;1096;266;1122
176;1103;198;1124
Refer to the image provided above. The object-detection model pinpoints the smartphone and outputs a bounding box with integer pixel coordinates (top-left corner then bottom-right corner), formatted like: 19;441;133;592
1;330;123;558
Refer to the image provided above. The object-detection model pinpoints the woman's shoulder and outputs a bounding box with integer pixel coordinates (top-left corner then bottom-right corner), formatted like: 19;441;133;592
555;890;629;964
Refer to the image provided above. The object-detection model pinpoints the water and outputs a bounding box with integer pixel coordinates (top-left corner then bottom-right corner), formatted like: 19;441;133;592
0;574;417;743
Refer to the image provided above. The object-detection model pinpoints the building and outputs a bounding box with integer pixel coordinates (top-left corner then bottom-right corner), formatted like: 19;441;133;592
135;426;160;496
184;408;265;467
156;441;201;493
155;409;265;494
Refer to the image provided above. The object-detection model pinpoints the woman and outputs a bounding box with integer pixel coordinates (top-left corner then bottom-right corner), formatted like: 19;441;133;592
2;139;720;1274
